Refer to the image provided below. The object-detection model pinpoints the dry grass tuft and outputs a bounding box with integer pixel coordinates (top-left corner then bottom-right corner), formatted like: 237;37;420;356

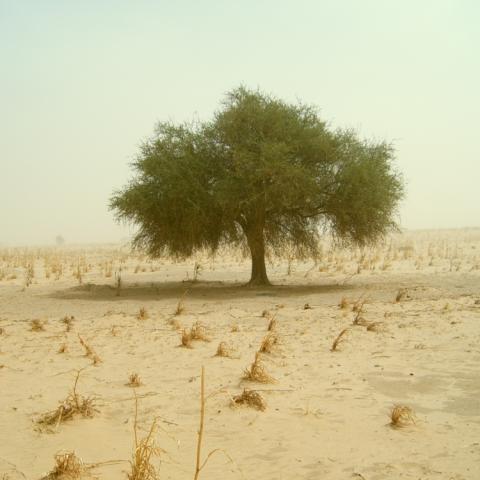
126;373;142;387
78;334;102;365
331;328;349;351
390;405;415;428
243;352;276;383
259;332;279;354
352;312;369;326
168;316;182;330
61;315;75;332
128;392;160;480
215;341;235;358
395;288;408;303
137;307;149;320
366;322;385;332
230;323;240;333
339;297;349;309
30;319;46;331
174;290;189;316
352;298;366;313
232;389;266;411
40;451;84;479
77;334;93;356
37;370;97;429
267;317;277;332
190;321;210;342
180;322;210;348
180;329;193;348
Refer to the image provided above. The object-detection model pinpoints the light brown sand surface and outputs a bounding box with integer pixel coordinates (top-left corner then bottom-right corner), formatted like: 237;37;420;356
1;230;479;479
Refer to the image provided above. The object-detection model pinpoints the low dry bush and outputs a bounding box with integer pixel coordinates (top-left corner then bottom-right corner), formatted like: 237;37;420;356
232;389;266;411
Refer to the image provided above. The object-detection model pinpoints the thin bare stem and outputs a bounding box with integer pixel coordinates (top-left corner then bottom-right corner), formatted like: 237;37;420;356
194;366;205;480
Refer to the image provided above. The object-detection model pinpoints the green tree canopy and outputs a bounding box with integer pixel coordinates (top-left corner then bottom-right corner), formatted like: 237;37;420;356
110;87;404;285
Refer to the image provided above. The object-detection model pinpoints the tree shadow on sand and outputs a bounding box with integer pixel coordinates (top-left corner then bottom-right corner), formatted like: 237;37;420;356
48;279;355;302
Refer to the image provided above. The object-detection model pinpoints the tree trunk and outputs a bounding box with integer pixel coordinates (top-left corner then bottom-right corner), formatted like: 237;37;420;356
246;227;271;286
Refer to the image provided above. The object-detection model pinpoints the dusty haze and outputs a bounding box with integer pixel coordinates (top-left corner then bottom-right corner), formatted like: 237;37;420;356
1;0;479;246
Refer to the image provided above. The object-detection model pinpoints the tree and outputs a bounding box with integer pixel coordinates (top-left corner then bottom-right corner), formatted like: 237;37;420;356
110;87;404;286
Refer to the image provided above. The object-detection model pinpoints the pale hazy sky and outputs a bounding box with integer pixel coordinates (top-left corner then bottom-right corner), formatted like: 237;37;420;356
1;0;479;246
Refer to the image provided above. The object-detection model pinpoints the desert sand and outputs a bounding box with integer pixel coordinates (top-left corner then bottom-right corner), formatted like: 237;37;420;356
1;229;479;479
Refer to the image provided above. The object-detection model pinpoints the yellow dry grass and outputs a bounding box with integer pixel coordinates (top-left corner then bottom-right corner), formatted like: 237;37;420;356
215;341;235;358
390;405;415;428
40;451;84;479
243;352;276;383
331;328;349;351
232;389;267;411
259;332;279;354
37;370;97;431
126;373;142;387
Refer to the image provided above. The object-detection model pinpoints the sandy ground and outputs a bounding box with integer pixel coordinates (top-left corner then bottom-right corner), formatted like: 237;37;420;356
1;229;479;479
